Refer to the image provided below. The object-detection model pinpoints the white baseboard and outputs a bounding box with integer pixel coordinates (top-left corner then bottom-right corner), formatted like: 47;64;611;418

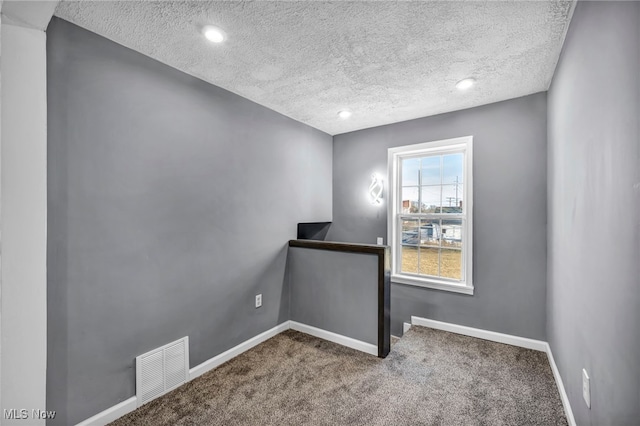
545;343;576;426
410;316;574;425
189;321;290;380
410;316;547;352
75;396;137;426
76;320;378;425
75;322;290;426
289;321;378;356
75;318;572;425
403;322;412;333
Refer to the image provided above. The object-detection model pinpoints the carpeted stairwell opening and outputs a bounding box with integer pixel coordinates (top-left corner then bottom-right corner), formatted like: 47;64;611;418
111;326;567;425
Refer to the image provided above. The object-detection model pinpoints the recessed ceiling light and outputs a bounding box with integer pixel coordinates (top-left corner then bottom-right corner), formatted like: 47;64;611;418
203;25;226;43
338;110;352;119
456;78;476;91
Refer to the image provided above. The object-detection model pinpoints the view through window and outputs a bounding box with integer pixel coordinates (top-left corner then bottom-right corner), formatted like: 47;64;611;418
388;137;473;294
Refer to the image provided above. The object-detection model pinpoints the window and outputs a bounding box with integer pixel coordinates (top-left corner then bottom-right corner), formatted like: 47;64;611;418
387;136;473;294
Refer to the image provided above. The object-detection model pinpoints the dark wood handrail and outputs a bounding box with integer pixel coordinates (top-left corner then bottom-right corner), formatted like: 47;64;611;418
288;239;391;358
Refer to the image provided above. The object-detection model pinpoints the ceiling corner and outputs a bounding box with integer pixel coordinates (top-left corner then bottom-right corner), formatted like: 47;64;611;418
2;0;59;31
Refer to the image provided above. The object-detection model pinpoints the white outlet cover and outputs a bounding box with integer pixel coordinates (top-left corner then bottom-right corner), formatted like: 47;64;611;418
582;368;591;408
376;237;384;245
255;294;262;308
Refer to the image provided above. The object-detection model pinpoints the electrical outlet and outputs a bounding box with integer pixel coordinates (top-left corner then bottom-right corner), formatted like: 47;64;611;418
376;237;384;245
582;368;591;408
255;294;262;308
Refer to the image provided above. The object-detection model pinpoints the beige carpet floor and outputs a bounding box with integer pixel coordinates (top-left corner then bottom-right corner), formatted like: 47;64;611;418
111;326;567;425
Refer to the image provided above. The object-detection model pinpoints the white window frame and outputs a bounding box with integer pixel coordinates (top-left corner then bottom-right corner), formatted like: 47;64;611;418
387;136;473;295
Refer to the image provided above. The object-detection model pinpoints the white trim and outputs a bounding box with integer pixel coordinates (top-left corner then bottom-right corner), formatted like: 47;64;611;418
410;316;547;352
545;343;576;426
75;397;138;426
387;136;472;156
403;322;412;333
393;275;474;295
410;316;575;424
76;323;290;425
289;321;378;356
1;23;49;424
75;320;381;425
77;319;574;426
387;136;473;294
189;322;290;380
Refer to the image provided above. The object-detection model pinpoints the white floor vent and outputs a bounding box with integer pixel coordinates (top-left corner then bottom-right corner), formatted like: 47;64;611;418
136;336;189;407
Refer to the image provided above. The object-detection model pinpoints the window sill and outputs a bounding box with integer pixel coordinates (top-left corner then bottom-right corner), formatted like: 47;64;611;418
391;274;474;295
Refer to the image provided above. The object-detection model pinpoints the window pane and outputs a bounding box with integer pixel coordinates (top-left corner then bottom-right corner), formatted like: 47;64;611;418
402;158;420;186
443;153;464;184
419;219;440;247
401;187;419;213
420;156;440;186
401;218;420;245
400;246;419;274
441;184;463;213
440;249;462;280
418;247;439;276
420;186;441;213
441;219;463;249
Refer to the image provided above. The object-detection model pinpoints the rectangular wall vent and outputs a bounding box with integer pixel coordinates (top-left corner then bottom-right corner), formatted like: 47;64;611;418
135;336;189;407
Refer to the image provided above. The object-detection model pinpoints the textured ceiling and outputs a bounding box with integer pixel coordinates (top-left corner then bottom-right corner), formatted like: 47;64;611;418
55;1;574;135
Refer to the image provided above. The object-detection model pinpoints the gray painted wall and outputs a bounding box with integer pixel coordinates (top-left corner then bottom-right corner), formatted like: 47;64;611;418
328;93;548;339
547;2;640;424
289;248;379;346
46;18;332;425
